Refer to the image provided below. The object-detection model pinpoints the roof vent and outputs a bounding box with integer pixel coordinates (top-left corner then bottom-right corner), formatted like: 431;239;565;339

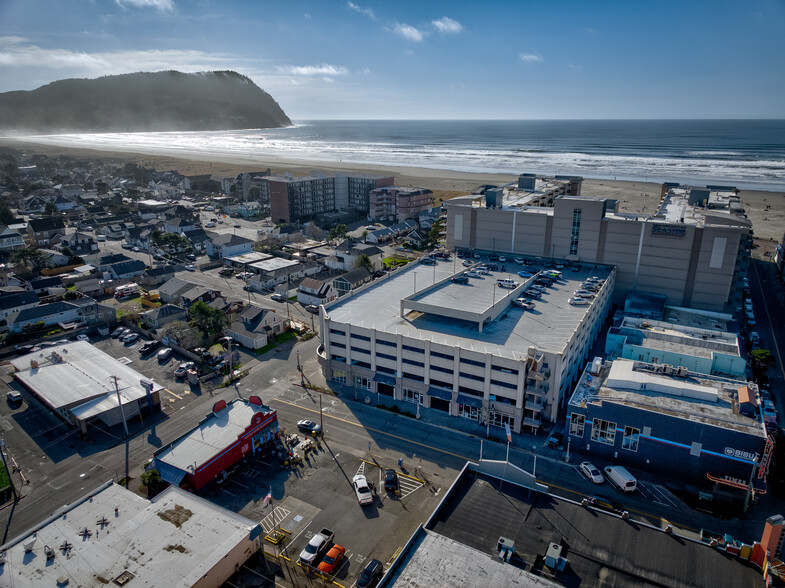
22;533;37;553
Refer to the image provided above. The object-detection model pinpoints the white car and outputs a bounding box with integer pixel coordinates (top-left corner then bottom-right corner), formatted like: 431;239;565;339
580;461;605;484
184;264;195;271
514;257;525;265
352;474;374;506
498;256;507;262
76;334;91;342
568;297;590;306
462;259;472;267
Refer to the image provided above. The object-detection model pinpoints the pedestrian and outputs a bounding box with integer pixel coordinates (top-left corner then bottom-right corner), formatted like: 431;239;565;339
398;457;403;468
368;441;372;451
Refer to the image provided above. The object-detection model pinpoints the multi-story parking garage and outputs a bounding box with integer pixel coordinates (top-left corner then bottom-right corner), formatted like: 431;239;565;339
317;259;614;433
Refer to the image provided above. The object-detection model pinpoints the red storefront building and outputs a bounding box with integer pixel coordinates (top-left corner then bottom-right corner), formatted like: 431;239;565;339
151;396;278;491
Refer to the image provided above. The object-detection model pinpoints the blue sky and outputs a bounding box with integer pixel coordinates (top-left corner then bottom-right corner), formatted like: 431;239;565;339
1;0;783;119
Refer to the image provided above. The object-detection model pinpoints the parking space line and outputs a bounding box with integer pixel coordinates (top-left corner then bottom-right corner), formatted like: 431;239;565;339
260;506;291;533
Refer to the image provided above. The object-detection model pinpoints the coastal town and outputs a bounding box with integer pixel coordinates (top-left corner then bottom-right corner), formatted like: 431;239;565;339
0;147;782;586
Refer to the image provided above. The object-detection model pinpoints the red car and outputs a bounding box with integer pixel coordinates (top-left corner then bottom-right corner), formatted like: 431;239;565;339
317;544;345;574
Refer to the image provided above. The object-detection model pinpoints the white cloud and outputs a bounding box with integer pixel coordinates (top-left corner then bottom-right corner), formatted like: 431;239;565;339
304;13;311;19
361;67;371;75
519;53;542;63
0;43;233;75
432;17;462;34
0;36;26;47
115;0;174;11
275;64;349;76
347;2;376;20
392;22;424;42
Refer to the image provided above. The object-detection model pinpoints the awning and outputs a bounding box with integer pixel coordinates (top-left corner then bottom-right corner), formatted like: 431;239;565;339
154;460;187;487
428;387;453;401
373;373;396;386
457;394;483;408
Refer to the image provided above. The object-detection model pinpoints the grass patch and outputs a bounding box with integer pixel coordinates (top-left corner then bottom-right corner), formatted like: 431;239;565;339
383;257;410;269
255;330;299;355
0;461;11;489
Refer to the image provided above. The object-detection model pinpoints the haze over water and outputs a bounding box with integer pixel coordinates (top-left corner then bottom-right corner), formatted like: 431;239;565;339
18;119;785;190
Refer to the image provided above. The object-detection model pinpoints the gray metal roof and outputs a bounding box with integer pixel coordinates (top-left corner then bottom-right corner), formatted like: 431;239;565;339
10;341;164;415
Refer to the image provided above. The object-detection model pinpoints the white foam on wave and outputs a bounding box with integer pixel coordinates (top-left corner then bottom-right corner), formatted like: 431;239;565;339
17;129;785;190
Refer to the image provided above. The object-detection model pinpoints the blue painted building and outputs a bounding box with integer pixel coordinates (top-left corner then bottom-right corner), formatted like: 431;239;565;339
567;359;769;490
605;315;745;379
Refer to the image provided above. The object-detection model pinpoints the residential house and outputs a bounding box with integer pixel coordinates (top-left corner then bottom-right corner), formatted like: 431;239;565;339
225;304;286;349
38;249;70;267
365;227;394;244
7;301;83;333
97;253;132;271
141;304;188;329
182;228;211;253
104;224;125;239
53;195;78;212
0;291;39;331
28;275;63;296
205;234;253;259
327;241;383;272
163;217;196;235
139;265;176;287
74;278;112;298
27;217;66;246
389;219;419;237
404;228;428;248
71;297;116;326
297;276;338;306
56;231;98;256
105;259;147;280
58;184;84;199
333;267;372;297
158;277;195;305
237;201;261;217
0;225;25;253
180;285;223;308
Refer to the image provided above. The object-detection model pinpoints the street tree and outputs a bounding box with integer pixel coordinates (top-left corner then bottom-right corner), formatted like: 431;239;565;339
11;247;51;269
355;253;373;272
44;201;58;216
188;300;229;336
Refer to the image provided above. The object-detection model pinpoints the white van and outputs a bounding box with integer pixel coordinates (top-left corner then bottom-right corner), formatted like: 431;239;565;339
604;465;637;493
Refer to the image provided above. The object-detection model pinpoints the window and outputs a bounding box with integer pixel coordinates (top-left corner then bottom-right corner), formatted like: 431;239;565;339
431;351;453;361
590;418;616;445
402;372;424;382
331;355;346;363
330;329;345;336
491;365;519;376
460;372;484;382
458;386;483;397
376;365;395;374
355;361;371;369
402;358;425;367
570;208;581;256
431;365;453;375
622;426;640;452
430;378;452;390
458;403;480;421
402;344;424;354
377;339;396;347
332;369;346;384
460;357;485;368
490;379;517;390
490;412;514;428
355;376;370;390
569;413;585;437
376;352;396;361
351;346;370;355
351;333;371;342
402;388;422;404
331;342;345;349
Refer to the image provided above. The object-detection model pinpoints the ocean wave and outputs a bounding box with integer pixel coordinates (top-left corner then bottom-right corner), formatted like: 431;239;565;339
17;127;785;191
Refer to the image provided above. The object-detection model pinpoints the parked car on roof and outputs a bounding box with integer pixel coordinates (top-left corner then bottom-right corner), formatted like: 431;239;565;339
352;474;374;506
568;297;590;306
122;332;139;344
384;469;399;493
356;558;384;588
157;347;173;361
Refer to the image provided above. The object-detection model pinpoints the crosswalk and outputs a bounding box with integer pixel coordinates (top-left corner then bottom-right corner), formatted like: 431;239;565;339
260;506;290;533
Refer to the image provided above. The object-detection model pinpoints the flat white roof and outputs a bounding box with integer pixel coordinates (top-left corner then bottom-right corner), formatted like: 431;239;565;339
225;251;272;265
10;341;164;418
0;482;260;588
326;260;612;358
249;257;301;272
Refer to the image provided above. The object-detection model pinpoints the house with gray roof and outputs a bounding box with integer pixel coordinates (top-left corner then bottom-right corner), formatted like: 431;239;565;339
105;259;146;280
7;301;83;333
139;264;177;287
226;304;286;349
206;234;253;259
333;267;372;297
141;304;188;329
27;217;66;246
0;291;39;331
158;277;195;304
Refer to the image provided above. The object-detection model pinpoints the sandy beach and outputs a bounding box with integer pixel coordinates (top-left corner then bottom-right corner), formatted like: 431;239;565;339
2;138;783;246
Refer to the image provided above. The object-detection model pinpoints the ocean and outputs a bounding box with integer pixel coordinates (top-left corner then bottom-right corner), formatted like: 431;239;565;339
18;119;785;190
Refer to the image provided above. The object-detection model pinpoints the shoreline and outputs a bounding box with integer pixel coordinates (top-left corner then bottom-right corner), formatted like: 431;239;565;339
2;137;783;242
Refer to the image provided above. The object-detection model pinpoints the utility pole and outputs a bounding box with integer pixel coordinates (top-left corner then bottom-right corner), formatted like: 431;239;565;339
319;392;323;436
110;375;130;437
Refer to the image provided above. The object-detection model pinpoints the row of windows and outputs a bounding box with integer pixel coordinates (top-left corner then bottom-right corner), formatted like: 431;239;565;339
570;414;640;452
376;352;396;361
490;379;517;390
431;351;453;360
460;357;485;368
330;329;345;336
460;371;484;382
402;344;425;354
377;339;396;348
402;358;425;367
352;333;371;342
491;365;519;376
351;346;370;355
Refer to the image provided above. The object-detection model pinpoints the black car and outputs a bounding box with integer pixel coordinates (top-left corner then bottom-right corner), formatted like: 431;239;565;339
546;432;564;449
488;254;499;261
139;340;160;355
486;262;498;271
356;558;384;588
384;469;399;493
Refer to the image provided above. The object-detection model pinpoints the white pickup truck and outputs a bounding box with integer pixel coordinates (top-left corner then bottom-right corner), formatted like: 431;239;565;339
299;528;335;566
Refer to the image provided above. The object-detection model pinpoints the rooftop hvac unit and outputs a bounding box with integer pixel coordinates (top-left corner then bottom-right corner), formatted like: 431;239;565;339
677;366;688;377
22;534;37;553
662;364;673;375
